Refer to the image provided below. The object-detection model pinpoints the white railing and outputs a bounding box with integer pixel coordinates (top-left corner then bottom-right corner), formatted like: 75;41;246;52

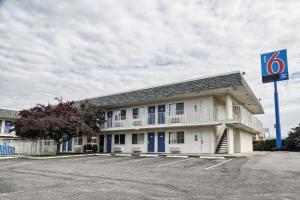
103;105;263;133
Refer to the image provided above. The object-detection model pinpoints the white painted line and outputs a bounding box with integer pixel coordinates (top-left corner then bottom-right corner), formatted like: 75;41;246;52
166;155;188;158
205;159;232;170
86;156;128;163
200;156;225;159
94;154;111;156
114;154;131;157
139;154;158;157
116;157;153;164
157;158;193;168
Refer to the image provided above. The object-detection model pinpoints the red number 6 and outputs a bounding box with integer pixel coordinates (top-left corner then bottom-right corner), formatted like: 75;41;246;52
267;51;285;75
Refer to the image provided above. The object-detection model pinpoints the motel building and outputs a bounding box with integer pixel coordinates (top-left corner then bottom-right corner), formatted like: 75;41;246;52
0;109;19;140
69;71;264;155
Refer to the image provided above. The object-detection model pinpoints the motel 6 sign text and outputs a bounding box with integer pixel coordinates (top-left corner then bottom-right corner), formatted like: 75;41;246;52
261;49;289;83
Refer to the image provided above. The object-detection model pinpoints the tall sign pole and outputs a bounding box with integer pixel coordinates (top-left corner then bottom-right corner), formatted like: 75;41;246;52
261;49;289;150
274;81;281;148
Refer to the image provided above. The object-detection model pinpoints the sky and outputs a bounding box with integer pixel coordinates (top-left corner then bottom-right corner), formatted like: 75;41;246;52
0;0;300;138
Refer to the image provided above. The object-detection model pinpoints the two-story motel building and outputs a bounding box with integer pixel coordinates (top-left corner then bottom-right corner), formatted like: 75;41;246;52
74;71;264;155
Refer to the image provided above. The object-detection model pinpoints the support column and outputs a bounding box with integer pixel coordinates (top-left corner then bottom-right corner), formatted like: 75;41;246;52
226;94;233;120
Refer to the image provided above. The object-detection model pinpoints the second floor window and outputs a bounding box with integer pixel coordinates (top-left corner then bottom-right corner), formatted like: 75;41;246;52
169;103;184;115
132;108;145;119
114;110;126;121
4;120;12;134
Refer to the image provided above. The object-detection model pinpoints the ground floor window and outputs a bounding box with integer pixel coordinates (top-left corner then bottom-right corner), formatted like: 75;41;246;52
115;134;125;144
132;133;144;144
74;137;83;145
169;132;184;144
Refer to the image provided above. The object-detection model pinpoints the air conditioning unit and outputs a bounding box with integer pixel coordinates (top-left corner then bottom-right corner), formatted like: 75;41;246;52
114;147;123;153
170;117;180;123
114;121;121;127
133;120;142;126
132;147;141;153
169;147;181;153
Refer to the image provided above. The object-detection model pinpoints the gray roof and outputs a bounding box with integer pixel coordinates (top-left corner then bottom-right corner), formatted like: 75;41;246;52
76;71;263;112
0;109;19;119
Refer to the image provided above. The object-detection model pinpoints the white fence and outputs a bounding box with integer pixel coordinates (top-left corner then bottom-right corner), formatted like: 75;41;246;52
0;139;56;156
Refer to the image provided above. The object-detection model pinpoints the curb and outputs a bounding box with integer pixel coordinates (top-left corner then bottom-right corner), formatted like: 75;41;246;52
24;154;98;160
0;156;19;160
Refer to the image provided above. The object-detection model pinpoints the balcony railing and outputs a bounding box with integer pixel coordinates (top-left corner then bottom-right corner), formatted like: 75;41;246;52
103;105;263;133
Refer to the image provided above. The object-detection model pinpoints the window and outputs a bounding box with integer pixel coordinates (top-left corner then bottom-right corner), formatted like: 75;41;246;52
169;132;184;144
74;137;83;145
4;120;12;134
44;141;51;146
115;134;125;144
132;107;145;119
169;103;184;115
114;110;126;121
148;106;155;125
132;133;144;144
0;120;2;133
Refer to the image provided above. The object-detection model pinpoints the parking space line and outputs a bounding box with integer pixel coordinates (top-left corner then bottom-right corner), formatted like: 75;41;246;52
205;159;232;170
86;157;128;163
115;157;154;164
157;158;193;167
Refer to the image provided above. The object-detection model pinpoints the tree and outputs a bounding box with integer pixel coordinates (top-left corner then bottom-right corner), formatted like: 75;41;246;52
285;124;300;151
14;102;82;154
79;100;106;134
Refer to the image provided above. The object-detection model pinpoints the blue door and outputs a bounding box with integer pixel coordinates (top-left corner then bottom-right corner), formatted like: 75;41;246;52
62;140;67;152
106;134;112;153
158;132;165;152
158;105;165;124
67;139;72;152
147;132;155;152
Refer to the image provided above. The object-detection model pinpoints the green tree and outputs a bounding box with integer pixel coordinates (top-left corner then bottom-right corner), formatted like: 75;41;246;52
285;124;300;151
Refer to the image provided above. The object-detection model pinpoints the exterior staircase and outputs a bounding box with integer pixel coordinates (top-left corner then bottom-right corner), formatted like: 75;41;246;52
215;129;228;154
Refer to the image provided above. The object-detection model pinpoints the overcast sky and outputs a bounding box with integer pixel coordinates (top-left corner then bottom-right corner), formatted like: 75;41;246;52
1;0;300;138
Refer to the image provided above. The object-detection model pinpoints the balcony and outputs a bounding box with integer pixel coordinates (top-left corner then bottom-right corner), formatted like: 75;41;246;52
102;105;263;133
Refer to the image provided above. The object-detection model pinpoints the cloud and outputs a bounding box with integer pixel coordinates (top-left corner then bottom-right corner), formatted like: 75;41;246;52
0;0;300;137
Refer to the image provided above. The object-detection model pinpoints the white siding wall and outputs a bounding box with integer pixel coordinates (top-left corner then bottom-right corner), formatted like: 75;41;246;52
240;130;253;153
105;127;215;154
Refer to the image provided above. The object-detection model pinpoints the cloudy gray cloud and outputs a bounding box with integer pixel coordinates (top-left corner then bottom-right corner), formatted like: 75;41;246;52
0;0;300;137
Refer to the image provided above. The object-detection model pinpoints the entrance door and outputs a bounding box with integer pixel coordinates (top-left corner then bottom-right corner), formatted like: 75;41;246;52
147;132;155;152
62;140;67;152
67;139;72;152
200;129;211;153
199;99;211;121
99;135;104;153
158;132;165;152
106;134;112;153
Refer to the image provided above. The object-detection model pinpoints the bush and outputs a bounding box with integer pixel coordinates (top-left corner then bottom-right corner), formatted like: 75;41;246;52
285;124;300;151
253;139;276;151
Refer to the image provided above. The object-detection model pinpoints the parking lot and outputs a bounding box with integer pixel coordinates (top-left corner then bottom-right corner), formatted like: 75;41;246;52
0;152;299;200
